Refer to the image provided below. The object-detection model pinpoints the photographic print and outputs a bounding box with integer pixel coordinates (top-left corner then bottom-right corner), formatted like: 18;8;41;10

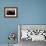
4;7;18;18
18;24;46;41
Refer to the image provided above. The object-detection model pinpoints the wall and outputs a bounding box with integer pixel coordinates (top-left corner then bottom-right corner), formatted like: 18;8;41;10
0;0;46;45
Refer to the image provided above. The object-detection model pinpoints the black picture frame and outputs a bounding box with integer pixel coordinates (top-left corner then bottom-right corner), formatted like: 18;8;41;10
4;7;18;18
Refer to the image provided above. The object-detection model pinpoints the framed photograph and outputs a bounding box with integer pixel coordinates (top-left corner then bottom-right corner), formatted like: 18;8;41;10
4;7;18;18
18;24;46;42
